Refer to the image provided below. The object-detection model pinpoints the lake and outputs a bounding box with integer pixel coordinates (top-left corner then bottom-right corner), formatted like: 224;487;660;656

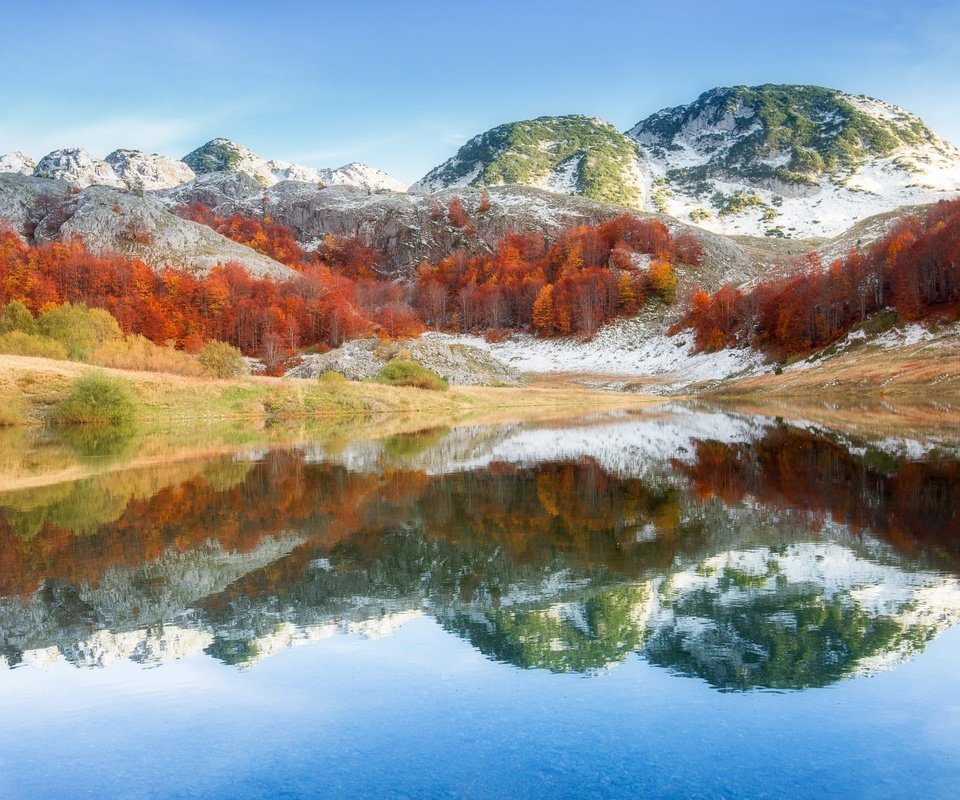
1;406;959;798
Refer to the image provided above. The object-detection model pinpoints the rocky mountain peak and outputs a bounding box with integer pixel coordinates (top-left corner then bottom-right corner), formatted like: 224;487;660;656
412;114;646;208
0;151;36;176
182;138;278;188
32;147;126;189
104;149;197;191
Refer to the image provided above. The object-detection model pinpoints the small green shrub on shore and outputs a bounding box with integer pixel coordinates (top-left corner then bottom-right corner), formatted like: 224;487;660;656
318;370;349;389
374;360;448;391
51;373;138;426
199;341;246;378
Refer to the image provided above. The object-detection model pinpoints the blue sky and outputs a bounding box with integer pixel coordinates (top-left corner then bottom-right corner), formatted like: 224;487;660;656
2;0;958;183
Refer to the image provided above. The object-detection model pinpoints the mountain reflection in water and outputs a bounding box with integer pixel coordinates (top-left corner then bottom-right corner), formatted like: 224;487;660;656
1;408;958;691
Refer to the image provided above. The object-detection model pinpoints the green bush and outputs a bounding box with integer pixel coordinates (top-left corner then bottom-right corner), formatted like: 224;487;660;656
318;370;349;389
0;300;37;335
199;341;246;378
0;331;69;360
37;303;122;360
51;373;137;426
374;360;448;391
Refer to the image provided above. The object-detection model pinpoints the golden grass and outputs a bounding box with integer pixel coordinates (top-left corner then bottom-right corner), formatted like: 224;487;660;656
0;352;663;493
0;353;658;428
708;339;960;400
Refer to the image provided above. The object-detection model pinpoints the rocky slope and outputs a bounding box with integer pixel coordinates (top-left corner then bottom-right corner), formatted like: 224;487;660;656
105;148;197;191
413;115;645;207
0;173;292;278
158;176;755;279
32;147;126;189
285;337;525;386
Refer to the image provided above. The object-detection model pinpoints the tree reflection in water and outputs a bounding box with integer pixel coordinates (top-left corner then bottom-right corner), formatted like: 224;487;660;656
1;413;958;690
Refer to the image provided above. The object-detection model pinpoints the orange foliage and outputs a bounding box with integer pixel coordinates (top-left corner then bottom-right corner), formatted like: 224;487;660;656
674;199;960;356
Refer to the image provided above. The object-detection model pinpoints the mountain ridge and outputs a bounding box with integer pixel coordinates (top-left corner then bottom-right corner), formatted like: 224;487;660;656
2;83;958;239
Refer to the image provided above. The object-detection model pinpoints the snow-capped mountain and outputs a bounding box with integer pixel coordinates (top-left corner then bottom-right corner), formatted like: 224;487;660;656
413;115;646;208
629;84;960;238
105;148;197;191
0;151;35;175
32;147;126;189
268;159;408;192
416;86;960;238
182;138;278;187
183;138;407;192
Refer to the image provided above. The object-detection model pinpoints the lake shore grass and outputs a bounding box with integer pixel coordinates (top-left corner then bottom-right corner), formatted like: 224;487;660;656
703;336;960;400
0;353;659;429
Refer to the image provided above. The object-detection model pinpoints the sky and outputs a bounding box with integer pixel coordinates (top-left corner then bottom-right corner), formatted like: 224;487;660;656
1;0;958;184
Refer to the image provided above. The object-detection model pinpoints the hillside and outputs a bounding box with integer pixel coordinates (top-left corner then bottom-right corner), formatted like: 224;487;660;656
415;85;960;239
629;84;960;238
412;115;646;207
0;173;292;278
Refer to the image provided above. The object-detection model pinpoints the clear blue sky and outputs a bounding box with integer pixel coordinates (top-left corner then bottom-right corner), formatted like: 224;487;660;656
2;0;958;183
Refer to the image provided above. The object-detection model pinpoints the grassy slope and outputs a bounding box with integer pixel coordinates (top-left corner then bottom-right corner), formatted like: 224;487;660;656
706;336;960;400
0;354;656;427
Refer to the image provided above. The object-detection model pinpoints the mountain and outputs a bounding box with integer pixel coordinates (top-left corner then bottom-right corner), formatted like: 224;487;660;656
631;84;960;238
416;86;960;238
268;159;408;192
182;138;278;187
412;115;646;207
182;137;407;192
105;149;197;191
32;147;126;189
0;152;35;175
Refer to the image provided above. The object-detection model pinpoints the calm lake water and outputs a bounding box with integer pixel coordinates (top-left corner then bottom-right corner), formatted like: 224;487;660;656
1;407;959;799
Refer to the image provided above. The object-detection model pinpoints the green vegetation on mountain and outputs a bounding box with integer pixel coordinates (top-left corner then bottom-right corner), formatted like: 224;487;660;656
182;139;245;174
640;84;936;189
420;115;642;206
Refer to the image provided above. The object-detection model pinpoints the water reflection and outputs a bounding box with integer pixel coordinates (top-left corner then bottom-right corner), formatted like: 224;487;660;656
1;409;958;690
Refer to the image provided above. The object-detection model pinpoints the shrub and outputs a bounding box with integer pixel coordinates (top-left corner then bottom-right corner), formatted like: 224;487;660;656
374;359;448;391
37;303;122;360
91;335;204;376
318;370;349;389
198;341;246;378
0;300;37;335
51;373;137;426
0;331;69;360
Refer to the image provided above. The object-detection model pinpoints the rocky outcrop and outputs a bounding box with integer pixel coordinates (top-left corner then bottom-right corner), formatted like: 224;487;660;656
105;149;197;191
182;138;277;187
0;152;36;176
32;147;126;189
268;160;408;192
32;184;294;278
285;337;524;386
